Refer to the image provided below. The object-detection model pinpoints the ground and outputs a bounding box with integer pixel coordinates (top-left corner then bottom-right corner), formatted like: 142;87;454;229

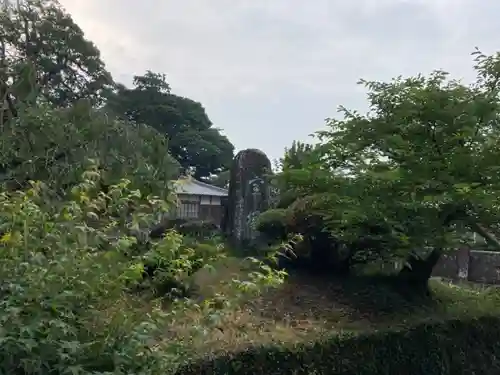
163;256;500;358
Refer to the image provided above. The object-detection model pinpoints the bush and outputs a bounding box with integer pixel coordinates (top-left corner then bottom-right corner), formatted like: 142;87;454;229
0;169;180;374
0;166;288;374
150;218;220;240
176;316;500;375
140;234;225;299
0;166;281;374
284;193;352;273
275;190;301;209
178;220;220;239
284;193;400;275
255;209;288;242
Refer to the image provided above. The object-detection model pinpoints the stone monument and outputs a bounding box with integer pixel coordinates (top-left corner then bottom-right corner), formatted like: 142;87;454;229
226;148;272;248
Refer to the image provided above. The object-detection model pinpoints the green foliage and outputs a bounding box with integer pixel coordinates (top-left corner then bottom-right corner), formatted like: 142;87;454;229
177;316;500;375
150;218;220;240
316;50;500;253
177;220;220;239
281;140;318;171
0;166;286;374
0;169;172;374
107;72;234;178
276;142;332;199
274;190;300;209
255;208;288;242
140;233;224;299
0;5;287;372
0;0;114;108
271;50;500;278
0;102;180;197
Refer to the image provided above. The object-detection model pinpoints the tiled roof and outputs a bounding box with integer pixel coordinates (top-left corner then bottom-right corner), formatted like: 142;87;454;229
172;176;228;196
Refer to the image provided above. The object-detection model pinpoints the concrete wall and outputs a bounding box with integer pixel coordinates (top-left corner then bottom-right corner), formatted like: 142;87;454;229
431;248;500;285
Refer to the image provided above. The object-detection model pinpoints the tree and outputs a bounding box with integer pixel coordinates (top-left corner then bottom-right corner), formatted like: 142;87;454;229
269;50;500;284
107;72;234;179
0;0;114;111
314;49;500;275
274;140;332;208
0;99;181;198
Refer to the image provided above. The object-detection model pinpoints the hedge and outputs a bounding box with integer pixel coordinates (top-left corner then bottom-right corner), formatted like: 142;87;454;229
175;315;500;375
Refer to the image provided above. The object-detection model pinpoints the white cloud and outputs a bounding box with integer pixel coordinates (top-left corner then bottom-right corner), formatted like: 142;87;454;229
60;0;500;160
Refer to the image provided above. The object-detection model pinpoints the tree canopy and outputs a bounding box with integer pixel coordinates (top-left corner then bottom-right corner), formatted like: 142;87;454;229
265;49;500;278
0;0;114;110
107;71;235;179
317;49;500;251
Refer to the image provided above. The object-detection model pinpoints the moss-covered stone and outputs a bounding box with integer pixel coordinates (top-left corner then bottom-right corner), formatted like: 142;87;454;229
226;149;272;248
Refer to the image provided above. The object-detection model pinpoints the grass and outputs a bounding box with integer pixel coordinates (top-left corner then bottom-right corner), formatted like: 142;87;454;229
161;255;500;359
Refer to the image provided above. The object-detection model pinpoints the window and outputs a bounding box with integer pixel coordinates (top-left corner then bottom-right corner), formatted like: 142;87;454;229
177;200;200;219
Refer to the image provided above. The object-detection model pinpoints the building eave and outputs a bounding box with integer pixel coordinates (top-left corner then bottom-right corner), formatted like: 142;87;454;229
171;176;228;196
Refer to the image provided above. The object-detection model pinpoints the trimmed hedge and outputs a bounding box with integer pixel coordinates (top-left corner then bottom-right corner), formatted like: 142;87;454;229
176;316;500;375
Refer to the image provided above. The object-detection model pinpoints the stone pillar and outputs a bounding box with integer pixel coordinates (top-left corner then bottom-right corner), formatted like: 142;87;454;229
226;149;272;248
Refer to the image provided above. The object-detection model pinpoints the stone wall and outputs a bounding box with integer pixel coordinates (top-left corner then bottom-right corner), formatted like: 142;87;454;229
432;248;500;285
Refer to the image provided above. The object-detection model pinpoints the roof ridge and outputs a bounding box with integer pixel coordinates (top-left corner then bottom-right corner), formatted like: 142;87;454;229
191;178;229;193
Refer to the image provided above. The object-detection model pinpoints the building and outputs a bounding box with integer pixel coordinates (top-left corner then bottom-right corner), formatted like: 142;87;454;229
170;176;228;224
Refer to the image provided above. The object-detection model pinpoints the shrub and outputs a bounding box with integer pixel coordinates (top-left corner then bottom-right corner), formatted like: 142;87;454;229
178;220;220;239
140;234;225;299
176;316;500;375
275;190;300;209
0;91;287;374
150;219;220;240
0;167;287;374
255;209;288;242
285;193;351;273
0;168;178;374
285;193;399;275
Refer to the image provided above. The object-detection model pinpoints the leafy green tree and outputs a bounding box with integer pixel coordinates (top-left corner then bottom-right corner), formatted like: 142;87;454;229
0;100;181;197
0;0;113;110
316;49;500;261
270;49;500;282
107;72;234;179
274;140;333;208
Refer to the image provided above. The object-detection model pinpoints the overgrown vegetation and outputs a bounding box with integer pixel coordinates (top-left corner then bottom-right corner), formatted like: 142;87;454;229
1;1;500;374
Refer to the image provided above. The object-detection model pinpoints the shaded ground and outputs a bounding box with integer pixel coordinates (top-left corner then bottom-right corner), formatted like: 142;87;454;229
164;257;500;357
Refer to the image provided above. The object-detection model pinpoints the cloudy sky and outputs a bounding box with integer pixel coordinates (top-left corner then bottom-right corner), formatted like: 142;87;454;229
60;0;499;161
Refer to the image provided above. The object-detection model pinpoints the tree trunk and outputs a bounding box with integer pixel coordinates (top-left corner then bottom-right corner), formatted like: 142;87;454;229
397;248;442;295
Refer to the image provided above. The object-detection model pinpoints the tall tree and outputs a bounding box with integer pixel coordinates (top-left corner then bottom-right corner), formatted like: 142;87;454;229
270;49;500;281
316;49;500;256
0;0;114;110
107;72;234;179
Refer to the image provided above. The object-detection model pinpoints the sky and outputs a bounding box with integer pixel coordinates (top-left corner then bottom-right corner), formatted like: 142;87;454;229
60;0;500;161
